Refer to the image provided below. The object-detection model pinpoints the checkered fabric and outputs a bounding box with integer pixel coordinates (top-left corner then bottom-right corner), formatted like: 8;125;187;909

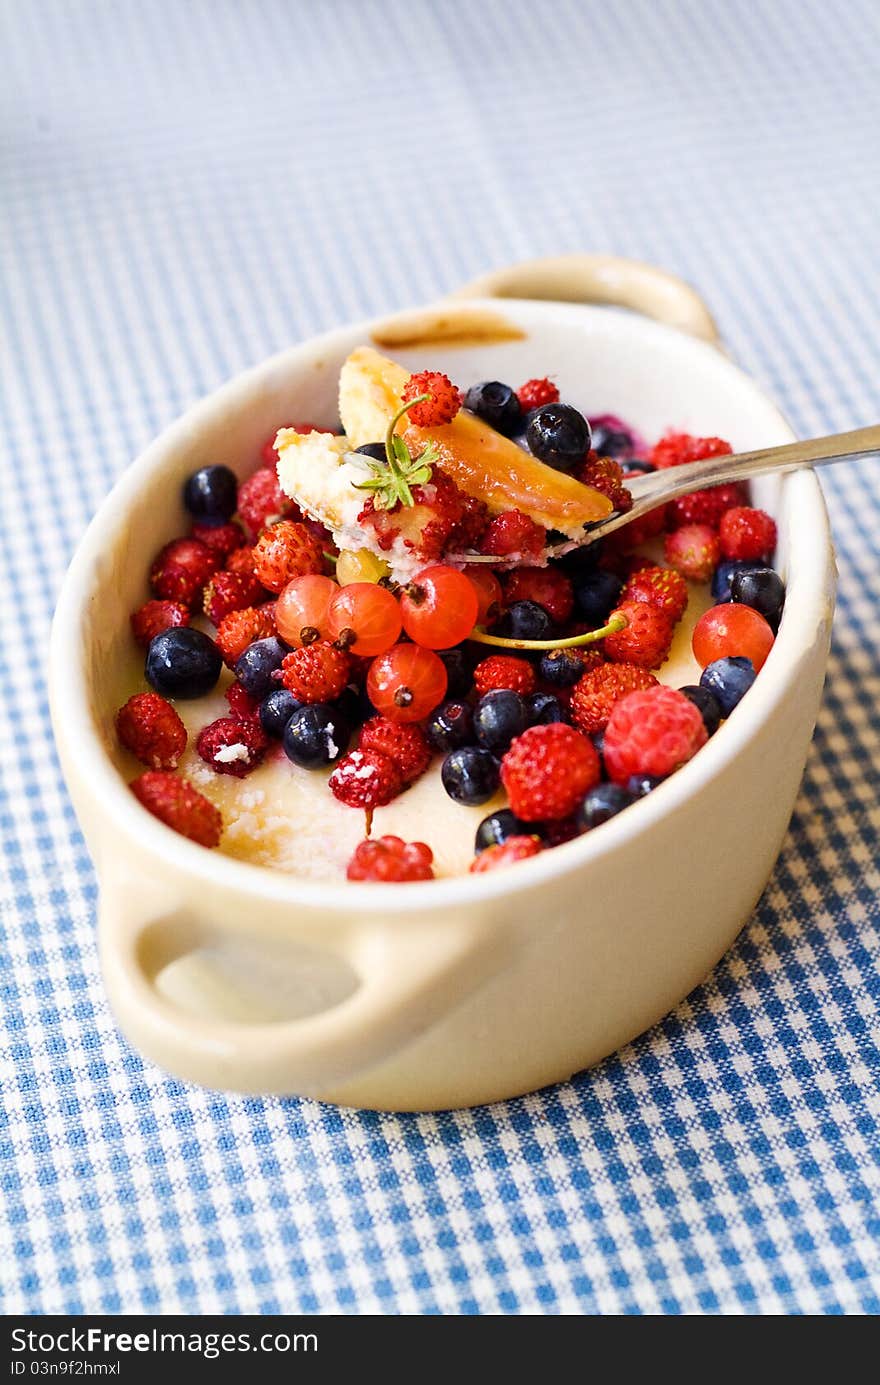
2;0;879;1315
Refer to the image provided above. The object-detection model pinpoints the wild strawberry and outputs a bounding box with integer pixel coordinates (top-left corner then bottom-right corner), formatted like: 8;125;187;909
215;606;276;667
190;520;246;558
479;510;546;558
448;492;490;550
402;370;461;427
577;453;633;513
650;432;733;470
603;686;708;784
470;835;542;872
225;682;261;723
500;723;600;822
473;655;537;698
149;537;221;609
131;770;222;848
357;717;432;784
115;692;187;770
503;567;574;624
225;545;258;576
602;505;667;554
604;602;674;670
196;717;268;778
252;520;325;592
664;523;721;582
570;662;659;734
202;569;266;624
237;468;299;537
346;835;434;882
359;468;478;562
130;599;190;649
516;377;559;411
622;565;688;623
281;640;351;703
718;507;777;561
329;749;402;809
666;482;747;530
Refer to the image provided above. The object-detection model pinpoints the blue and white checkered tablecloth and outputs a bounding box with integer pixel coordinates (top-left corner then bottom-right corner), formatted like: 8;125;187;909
2;0;879;1315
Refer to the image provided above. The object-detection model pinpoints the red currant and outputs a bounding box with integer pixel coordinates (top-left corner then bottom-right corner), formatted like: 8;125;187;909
274;574;338;647
367;645;448;723
327;582;402;657
399;565;479;649
464;566;503;627
692;603;775;672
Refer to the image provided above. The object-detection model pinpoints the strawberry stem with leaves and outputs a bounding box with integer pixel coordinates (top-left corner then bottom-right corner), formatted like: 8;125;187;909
351;394;440;509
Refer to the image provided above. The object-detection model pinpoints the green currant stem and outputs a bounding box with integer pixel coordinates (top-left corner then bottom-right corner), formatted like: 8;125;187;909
468;614;627;652
322;550;338;565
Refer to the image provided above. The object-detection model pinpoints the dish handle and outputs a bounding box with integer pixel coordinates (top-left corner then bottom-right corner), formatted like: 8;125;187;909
451;253;721;346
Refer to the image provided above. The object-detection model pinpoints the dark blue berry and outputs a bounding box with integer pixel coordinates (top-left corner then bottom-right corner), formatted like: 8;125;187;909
183;464;238;524
441;746;500;805
539;648;585;687
577;782;633;831
573;569;623;624
556;540;604;579
233;636;287;700
436;646;474;699
621;458;655;475
711;559;756;603
464;381;523;437
334;684;369;728
426;699;474;752
355;442;387;462
626;774;664;798
283;703;351;768
475;808;534;853
526;404;591;473
145;628;221;699
678;684;722;737
700;656;756;716
259;688;302;739
730;566;785;627
590;423;634;459
526;691;567;726
591;729;607;773
498;600;552;641
473;689;527;752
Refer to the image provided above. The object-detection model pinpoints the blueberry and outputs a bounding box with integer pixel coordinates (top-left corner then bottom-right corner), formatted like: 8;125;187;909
183;464;238;524
473;689;528;752
283;703;351;768
590;423;634;459
259;688;302;739
526;691;567;726
621;458;655;475
498;600;552;641
540;648;585;687
426;699;474;752
526;404;591;473
441;746;500;805
334;684;370;728
577;782;633;831
730;566;785;627
711;559;756;603
464;381;523;437
555;540;604;580
626;774;664;798
233;636;287;700
436;646;474;699
475;808;533;853
700;656;756;716
145;628;221;699
355;442;388;462
678;684;723;737
573;569;623;624
591;729;607;772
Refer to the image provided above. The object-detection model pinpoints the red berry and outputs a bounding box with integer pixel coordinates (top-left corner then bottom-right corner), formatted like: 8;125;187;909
622;566;688;623
358;717;432;784
464;566;504;626
664;524;721;582
650;432;733;470
604;602;674;670
603;504;667;553
399;565;479;649
202;569;266;625
329;749;403;809
480;510;546;558
190;521;246;557
196;717;269;778
327;582;403;657
238;468;299;537
473;655;537;698
346;835;434;882
225;682;261;723
503;566;574;624
215;606;276;667
281;640;351;703
275;574;338;647
359;468;483;563
603;686;708;784
131;770;222;848
570;662;659;734
501;723;600;822
401;370;461;426
470;836;542;873
225;544;258;575
666;482;746;530
718;507;777;562
115;692;187;770
149;537;221;609
516;377;559;411
366;645;448;723
692;603;775;672
252;520;325;593
577;453;633;513
130;599;189;649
